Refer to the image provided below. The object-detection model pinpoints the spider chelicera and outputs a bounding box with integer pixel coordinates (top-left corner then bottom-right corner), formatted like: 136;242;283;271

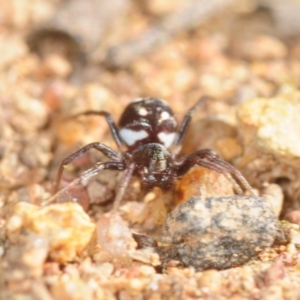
53;97;253;208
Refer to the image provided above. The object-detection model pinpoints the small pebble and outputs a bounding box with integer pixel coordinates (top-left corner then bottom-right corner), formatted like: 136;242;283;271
236;94;300;164
260;183;283;217
51;277;93;300
174;166;234;205
5;202;96;263
96;212;137;258
284;210;300;226
236;34;287;60
0;33;27;69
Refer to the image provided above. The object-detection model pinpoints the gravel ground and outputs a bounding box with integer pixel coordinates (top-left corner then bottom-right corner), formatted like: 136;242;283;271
1;1;300;299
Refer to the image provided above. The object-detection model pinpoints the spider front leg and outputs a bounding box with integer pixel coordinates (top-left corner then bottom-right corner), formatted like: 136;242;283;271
176;149;254;195
71;111;123;151
45;161;125;205
174;96;211;146
53;142;122;194
113;162;135;211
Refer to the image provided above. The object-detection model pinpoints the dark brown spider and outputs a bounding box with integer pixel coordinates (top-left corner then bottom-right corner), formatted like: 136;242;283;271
53;97;253;208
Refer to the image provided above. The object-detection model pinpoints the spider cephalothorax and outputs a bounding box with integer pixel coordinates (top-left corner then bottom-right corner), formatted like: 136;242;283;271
53;97;253;207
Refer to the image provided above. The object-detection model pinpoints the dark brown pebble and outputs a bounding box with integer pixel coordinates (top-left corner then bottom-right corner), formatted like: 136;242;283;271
162;195;278;271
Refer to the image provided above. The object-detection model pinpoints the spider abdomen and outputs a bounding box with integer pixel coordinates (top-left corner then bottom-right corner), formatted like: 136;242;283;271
118;98;178;150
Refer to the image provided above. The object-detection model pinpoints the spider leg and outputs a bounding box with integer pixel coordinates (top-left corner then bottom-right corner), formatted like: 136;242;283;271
174;96;210;146
70;111;123;150
112;163;135;211
53;142;122;194
176;149;254;195
223;173;244;195
45;161;125;205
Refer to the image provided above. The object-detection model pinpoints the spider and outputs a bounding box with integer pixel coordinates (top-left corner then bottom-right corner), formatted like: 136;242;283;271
53;97;253;208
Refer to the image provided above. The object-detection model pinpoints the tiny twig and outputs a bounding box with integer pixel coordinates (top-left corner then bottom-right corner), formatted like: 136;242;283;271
105;0;237;67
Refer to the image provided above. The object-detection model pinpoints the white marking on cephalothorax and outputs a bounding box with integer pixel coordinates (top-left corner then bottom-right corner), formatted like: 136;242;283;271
160;111;171;120
119;128;149;146
138;107;148;116
157;132;177;148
